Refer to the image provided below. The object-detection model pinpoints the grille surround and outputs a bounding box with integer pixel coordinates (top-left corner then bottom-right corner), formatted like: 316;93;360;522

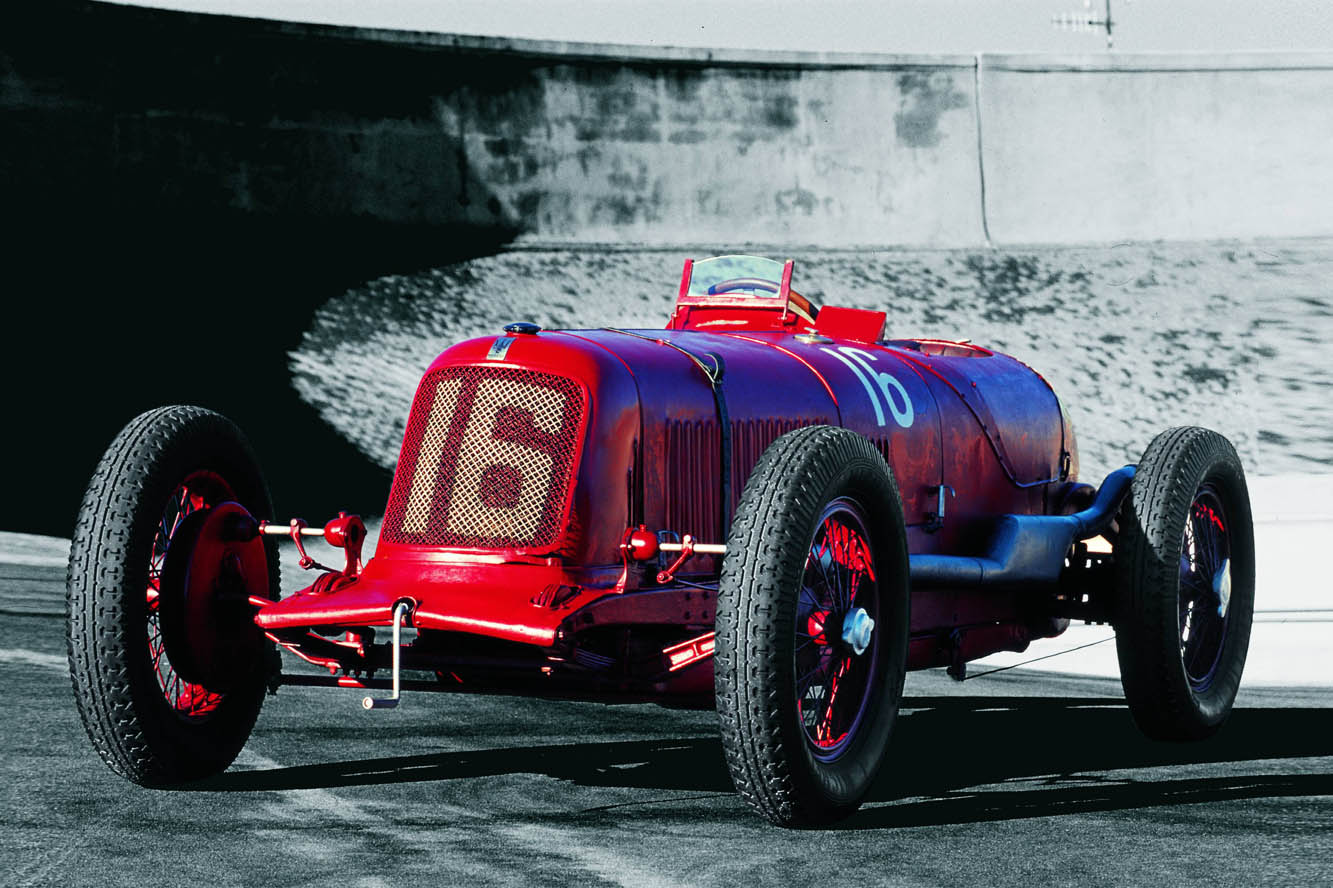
382;365;587;551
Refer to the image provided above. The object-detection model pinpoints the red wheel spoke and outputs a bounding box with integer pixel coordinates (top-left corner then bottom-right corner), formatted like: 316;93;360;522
1193;505;1224;577
820;657;851;741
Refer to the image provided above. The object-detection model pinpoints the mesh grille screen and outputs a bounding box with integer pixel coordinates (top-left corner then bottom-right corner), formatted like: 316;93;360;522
382;365;585;549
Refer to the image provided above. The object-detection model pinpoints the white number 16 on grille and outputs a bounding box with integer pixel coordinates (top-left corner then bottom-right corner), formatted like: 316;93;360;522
402;374;574;545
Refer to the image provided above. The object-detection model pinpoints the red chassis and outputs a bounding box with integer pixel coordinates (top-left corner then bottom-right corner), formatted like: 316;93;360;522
67;255;1256;826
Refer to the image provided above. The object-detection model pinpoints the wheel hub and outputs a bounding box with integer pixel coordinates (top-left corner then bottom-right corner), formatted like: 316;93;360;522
1214;557;1232;618
159;501;269;691
841;606;875;656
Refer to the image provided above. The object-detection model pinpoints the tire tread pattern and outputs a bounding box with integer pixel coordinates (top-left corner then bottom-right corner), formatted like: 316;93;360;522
66;406;277;784
1114;425;1255;741
715;425;908;826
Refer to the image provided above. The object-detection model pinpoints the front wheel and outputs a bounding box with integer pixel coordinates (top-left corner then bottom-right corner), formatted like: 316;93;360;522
715;426;909;826
1114;426;1255;741
66;406;279;785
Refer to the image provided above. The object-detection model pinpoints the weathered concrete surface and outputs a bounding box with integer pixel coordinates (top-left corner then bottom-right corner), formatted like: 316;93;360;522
467;63;982;246
7;4;1332;247
1;2;983;247
980;54;1333;244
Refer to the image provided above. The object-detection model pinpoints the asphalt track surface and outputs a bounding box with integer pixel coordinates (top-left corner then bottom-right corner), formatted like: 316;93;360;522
3;562;1331;887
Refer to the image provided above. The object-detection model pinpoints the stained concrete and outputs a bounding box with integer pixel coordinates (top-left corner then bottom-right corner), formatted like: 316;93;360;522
979;54;1333;243
14;4;1331;249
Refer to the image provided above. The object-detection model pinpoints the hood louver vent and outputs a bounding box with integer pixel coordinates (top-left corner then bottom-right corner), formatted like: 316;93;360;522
663;417;826;541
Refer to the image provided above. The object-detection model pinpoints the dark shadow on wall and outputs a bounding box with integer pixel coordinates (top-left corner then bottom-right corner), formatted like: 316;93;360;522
5;213;513;536
1;2;530;534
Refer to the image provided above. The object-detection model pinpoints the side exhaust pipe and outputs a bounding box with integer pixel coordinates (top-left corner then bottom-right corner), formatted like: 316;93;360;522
909;465;1136;590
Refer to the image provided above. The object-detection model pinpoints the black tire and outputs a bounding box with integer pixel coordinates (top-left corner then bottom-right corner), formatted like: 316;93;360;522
1114;426;1255;741
66;406;280;785
715;425;910;826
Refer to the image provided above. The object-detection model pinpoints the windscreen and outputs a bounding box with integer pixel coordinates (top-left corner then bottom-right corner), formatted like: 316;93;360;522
686;255;787;297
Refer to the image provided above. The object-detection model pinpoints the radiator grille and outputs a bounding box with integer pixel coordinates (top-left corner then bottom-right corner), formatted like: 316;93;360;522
664;417;825;540
383;366;585;549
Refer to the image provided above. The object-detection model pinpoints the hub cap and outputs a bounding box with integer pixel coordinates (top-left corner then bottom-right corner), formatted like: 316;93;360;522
794;498;880;759
842;607;876;656
1214;557;1232;619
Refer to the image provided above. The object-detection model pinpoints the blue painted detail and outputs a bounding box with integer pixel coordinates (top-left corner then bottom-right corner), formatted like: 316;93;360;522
820;346;914;428
909;465;1136;589
504;322;542;335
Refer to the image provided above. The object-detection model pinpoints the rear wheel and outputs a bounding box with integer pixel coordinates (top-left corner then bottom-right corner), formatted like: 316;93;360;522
67;406;279;784
715;426;909;826
1114;426;1255;740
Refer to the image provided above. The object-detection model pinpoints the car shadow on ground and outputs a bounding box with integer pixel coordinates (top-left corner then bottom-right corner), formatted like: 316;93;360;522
192;697;1333;827
846;697;1333;829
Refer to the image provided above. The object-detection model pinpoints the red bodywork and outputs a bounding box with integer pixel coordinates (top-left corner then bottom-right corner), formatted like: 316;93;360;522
256;260;1082;704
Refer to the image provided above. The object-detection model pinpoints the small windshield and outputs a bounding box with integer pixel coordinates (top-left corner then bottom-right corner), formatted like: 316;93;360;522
686;255;786;298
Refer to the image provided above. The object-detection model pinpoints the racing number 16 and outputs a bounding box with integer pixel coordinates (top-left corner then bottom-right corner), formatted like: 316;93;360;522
821;346;914;429
402;377;568;540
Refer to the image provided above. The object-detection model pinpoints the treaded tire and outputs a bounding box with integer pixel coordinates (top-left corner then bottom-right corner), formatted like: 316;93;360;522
1114;426;1255;741
715;425;909;827
66;406;279;785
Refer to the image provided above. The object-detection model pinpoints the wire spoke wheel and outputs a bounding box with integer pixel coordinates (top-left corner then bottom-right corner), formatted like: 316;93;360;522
1114;426;1255;742
716;426;908;827
794;499;879;759
67;406;279;785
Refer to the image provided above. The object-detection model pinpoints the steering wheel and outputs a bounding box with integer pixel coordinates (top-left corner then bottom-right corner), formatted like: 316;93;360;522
707;278;781;295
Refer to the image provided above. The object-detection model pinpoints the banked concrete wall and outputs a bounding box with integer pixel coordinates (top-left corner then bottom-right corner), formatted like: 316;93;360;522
5;3;1332;247
979;54;1333;244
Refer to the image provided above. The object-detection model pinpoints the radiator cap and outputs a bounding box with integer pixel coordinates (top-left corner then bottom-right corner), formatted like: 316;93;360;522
504;322;542;335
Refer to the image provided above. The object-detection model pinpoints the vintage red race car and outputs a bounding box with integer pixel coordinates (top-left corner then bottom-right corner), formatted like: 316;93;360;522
67;255;1255;826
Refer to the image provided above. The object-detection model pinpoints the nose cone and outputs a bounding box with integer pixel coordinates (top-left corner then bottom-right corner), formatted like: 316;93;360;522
841;607;875;656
